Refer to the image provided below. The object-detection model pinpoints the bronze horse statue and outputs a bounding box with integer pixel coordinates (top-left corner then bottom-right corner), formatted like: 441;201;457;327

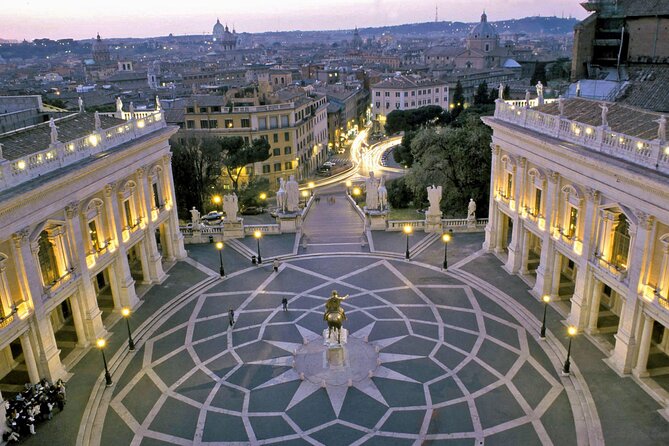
324;290;349;344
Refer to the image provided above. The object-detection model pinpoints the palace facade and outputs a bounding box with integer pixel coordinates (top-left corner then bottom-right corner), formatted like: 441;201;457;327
0;97;186;400
483;98;669;384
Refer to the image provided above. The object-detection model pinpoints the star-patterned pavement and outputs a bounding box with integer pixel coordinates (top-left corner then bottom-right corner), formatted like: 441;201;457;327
96;255;577;446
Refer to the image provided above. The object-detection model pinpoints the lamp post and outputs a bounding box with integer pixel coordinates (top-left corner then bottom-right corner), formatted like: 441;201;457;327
301;190;309;207
254;230;263;264
345;180;352;195
442;229;452;269
563;326;577;375
96;338;113;387
403;225;413;260
308;182;315;196
121;307;135;351
540;295;550;339
212;195;222;211
216;241;225;277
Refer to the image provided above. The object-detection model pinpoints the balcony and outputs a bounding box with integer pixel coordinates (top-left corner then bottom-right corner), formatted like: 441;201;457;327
86;238;115;269
591;252;628;284
122;217;144;243
43;268;77;300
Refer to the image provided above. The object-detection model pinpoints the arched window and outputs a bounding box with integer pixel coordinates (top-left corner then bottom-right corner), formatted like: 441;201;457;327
611;215;630;269
37;231;58;286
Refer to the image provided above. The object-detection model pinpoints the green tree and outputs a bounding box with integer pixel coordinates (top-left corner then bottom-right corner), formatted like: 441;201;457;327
451;81;465;117
473;81;490;105
405;113;492;217
238;176;271;208
170;138;223;218
216;136;271;191
384;105;444;134
386;177;413;209
392;130;417;167
531;62;548;87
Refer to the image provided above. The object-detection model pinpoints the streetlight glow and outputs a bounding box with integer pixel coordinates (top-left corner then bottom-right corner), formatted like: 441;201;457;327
308;182;315;189
96;338;106;349
216;241;224;250
568;326;577;336
403;225;413;234
212;195;222;205
352;187;361;196
345;180;352;187
121;307;131;317
542;295;551;303
442;233;451;243
259;193;267;200
254;230;262;239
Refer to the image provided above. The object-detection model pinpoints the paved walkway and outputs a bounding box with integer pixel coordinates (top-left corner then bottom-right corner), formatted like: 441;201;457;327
302;192;365;249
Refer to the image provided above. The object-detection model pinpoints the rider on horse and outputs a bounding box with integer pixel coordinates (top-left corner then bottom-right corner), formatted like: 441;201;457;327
324;290;349;343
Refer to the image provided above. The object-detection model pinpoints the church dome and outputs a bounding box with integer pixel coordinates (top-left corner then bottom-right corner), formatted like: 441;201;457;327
469;12;498;39
92;34;108;53
213;19;225;38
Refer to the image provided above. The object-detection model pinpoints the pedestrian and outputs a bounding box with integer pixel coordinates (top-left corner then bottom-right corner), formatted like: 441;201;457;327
282;297;288;311
251;255;257;265
228;308;235;326
273;258;279;273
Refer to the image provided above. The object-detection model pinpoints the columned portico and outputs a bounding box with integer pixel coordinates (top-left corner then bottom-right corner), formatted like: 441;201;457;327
532;171;559;298
136;167;167;284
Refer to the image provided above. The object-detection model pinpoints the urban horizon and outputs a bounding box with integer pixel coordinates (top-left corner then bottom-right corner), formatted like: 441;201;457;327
3;0;587;41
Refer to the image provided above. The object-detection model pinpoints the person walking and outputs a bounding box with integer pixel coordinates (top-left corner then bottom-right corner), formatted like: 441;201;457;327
281;297;288;311
273;258;280;273
228;308;235;326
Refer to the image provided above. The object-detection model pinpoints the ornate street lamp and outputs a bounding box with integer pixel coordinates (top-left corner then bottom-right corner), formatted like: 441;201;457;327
212;195;222;211
121;307;135;351
563;326;577;375
254;230;263;264
301;190;309;207
540;295;550;339
96;338;113;387
308;182;315;196
403;225;413;260
442;229;453;269
216;241;225;277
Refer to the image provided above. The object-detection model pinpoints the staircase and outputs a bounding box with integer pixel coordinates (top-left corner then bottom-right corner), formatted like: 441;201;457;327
301;192;366;252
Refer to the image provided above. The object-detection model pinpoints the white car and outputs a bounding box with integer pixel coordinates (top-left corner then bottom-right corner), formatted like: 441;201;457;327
323;161;336;167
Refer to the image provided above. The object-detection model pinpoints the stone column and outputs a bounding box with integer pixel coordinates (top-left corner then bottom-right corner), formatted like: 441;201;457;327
550;251;562;299
533;170;559;298
483;144;501;252
586;281;604;334
162;153;187;260
569;188;600;329
19;333;40;385
104;183;139;310
520;230;530;275
610;212;654;375
0;255;13;316
136;167;166;284
632;314;654;378
65;202;107;344
505;157;526;272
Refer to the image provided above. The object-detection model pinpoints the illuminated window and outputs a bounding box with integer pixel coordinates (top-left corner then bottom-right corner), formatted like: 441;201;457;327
611;215;630;269
37;231;58;286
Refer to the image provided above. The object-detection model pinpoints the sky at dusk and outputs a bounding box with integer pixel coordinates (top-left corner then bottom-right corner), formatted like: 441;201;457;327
3;0;588;41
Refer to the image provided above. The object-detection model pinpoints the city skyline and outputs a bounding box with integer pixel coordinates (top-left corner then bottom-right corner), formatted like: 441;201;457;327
3;0;586;41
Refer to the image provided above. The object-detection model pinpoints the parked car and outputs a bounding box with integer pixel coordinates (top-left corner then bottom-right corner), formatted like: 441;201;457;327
201;211;223;224
241;206;264;215
323;161;336;167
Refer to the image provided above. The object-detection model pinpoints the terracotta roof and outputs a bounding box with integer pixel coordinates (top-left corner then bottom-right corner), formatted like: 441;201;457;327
0;113;125;161
535;98;664;140
616;66;669;112
372;75;446;89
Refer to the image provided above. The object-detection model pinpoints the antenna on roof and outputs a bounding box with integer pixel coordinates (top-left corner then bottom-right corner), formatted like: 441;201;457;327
435;4;438;23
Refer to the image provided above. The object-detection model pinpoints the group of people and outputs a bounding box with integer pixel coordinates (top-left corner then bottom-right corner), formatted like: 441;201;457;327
3;379;66;443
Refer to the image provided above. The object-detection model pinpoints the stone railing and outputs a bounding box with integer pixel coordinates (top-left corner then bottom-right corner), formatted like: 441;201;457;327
99;110;157;120
504;98;558;108
386;218;488;232
0;111;166;191
591;253;628;284
387;220;425;231
243;224;281;235
494;100;669;175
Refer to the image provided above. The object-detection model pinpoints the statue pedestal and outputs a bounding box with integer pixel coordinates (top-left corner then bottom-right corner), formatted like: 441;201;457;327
323;328;348;347
467;216;477;229
277;212;302;233
223;219;244;238
326;346;345;368
365;209;388;231
425;212;443;233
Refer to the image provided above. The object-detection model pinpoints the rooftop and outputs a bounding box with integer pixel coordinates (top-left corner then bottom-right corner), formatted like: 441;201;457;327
372;75;446;90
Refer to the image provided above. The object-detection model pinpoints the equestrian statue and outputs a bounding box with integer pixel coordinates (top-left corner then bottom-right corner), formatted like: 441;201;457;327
324;290;349;344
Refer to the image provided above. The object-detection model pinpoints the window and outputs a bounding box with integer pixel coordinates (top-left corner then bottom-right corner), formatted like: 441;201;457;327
395;103;400;109
284;146;292;155
395;92;400;97
37;231;58;286
273;148;281;156
384;92;390;97
284;161;292;170
152;182;161;209
200;120;209;129
199;107;207;113
273;133;279;143
262;165;271;173
270;116;278;129
274;163;282;172
284;132;290;141
506;173;513;198
260;135;269;142
375;91;380;97
411;101;415;106
435;87;440;93
243;136;250;144
89;220;100;252
186;120;195;129
123;200;133;228
224;119;233;128
246;166;254;176
375;102;381;108
385;103;390;109
533;188;542;216
211;106;221;112
567;206;578;238
611;215;630;268
281;115;289;127
404;102;409;107
411;91;415;96
258;118;267;130
241;118;250;128
186;107;194;113
208;120;218;128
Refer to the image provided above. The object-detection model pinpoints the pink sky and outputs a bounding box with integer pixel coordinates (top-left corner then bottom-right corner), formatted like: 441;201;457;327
3;0;587;40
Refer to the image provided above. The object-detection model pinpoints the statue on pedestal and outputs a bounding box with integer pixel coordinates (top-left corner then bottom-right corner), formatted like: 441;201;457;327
558;96;565;116
498;83;504;100
536;81;544;106
324;290;349;344
223;193;239;221
94;111;102;131
467;198;477;222
49;118;59;145
285;175;299;212
525;90;531;109
655;115;667;141
78;97;84;113
365;171;379;211
129;102;135;120
276;177;287;213
190;207;201;229
576;81;581;97
599;103;609;128
116;97;123;114
377;176;388;211
427;185;442;215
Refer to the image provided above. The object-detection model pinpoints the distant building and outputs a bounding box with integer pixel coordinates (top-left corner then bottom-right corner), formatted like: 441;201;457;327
212;19;238;51
371;75;450;120
92;33;111;66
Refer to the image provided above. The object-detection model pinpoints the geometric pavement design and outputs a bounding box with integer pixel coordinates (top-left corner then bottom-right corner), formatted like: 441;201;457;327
101;255;576;446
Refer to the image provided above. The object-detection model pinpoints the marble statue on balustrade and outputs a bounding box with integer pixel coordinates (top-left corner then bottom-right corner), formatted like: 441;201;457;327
655;115;666;141
600;103;609;128
276;178;287;213
116;97;123;114
498;83;504;100
223;193;239;221
575;81;581;97
94;112;102;131
558;96;565;117
155;96;161;111
129;102;135;119
536;81;544;106
365;171;380;211
467;198;477;227
49;118;59;145
425;185;443;233
285;175;300;213
78;97;84;113
524;90;531;109
190;207;201;229
377;176;388;211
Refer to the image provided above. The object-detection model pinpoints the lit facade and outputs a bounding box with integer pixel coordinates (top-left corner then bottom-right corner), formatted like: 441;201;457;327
371;75;450;120
483;98;669;383
0;107;186;398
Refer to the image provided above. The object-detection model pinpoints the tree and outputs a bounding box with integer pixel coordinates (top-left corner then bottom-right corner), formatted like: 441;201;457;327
531;62;548;87
170;138;223;219
473;81;490;105
386;177;413;209
392;131;417;167
384;105;444;135
451;81;465;118
405;113;492;217
217;136;271;191
238;176;270;208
